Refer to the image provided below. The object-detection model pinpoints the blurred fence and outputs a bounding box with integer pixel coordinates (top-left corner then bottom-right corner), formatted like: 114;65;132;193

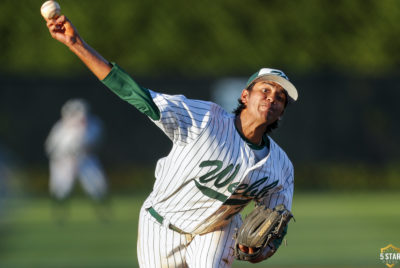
1;71;400;193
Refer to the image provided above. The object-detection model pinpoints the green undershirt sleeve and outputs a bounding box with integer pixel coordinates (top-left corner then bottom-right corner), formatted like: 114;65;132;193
101;63;160;120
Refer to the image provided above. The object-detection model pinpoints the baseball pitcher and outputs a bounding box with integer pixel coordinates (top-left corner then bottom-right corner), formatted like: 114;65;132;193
43;11;297;268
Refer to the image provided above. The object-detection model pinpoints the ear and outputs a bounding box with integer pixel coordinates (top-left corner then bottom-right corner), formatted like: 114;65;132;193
240;89;249;105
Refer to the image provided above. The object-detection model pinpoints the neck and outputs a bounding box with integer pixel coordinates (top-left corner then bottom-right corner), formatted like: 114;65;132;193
235;114;267;145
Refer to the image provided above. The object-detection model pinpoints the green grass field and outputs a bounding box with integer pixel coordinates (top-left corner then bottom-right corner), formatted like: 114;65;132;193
0;192;399;268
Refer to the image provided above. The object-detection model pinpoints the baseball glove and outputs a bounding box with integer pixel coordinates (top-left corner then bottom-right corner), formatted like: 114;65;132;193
233;204;293;262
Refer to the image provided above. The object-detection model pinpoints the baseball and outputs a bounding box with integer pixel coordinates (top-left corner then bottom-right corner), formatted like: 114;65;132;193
40;1;61;20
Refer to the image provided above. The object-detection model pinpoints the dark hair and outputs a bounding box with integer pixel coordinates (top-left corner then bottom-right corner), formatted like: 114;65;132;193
232;82;288;134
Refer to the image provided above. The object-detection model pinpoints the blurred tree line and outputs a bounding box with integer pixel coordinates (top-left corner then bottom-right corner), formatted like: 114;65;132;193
1;0;400;76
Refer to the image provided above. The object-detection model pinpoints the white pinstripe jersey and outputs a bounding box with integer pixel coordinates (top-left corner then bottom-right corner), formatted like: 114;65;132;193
143;90;294;235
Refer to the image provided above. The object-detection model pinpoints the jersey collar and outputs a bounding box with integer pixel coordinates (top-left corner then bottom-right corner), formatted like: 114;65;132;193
234;118;270;150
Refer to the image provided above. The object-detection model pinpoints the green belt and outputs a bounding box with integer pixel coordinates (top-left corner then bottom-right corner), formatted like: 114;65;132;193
148;207;189;235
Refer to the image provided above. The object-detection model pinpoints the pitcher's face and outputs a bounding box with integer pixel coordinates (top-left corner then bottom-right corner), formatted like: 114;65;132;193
240;81;287;125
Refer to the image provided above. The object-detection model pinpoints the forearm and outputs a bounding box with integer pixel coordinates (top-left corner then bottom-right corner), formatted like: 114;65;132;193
45;15;158;118
68;38;112;80
45;15;112;80
69;42;159;118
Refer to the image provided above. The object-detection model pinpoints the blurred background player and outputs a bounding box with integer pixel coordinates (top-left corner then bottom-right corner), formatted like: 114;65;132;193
45;98;109;220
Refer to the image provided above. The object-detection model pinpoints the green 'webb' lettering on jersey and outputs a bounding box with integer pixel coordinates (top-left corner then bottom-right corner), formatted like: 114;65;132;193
194;160;278;204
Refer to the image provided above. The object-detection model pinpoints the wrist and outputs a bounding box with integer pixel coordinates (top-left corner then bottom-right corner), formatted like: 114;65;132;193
68;36;84;52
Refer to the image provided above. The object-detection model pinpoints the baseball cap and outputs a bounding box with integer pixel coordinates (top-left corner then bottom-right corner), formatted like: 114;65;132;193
246;68;298;102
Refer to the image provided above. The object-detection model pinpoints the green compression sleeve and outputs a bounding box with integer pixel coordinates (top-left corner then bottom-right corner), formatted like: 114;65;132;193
101;63;160;120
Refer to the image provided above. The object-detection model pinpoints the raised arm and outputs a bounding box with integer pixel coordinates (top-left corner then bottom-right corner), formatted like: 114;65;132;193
44;13;161;121
45;15;112;80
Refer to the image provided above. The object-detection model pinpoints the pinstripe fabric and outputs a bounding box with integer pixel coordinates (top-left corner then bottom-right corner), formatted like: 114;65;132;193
138;207;240;268
143;91;294;230
138;90;294;267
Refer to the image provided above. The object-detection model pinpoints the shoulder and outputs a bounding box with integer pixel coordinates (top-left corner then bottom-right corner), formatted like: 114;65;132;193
149;90;229;116
211;102;233;118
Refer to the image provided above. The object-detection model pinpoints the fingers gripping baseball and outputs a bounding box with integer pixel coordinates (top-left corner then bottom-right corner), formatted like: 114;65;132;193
46;15;80;47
